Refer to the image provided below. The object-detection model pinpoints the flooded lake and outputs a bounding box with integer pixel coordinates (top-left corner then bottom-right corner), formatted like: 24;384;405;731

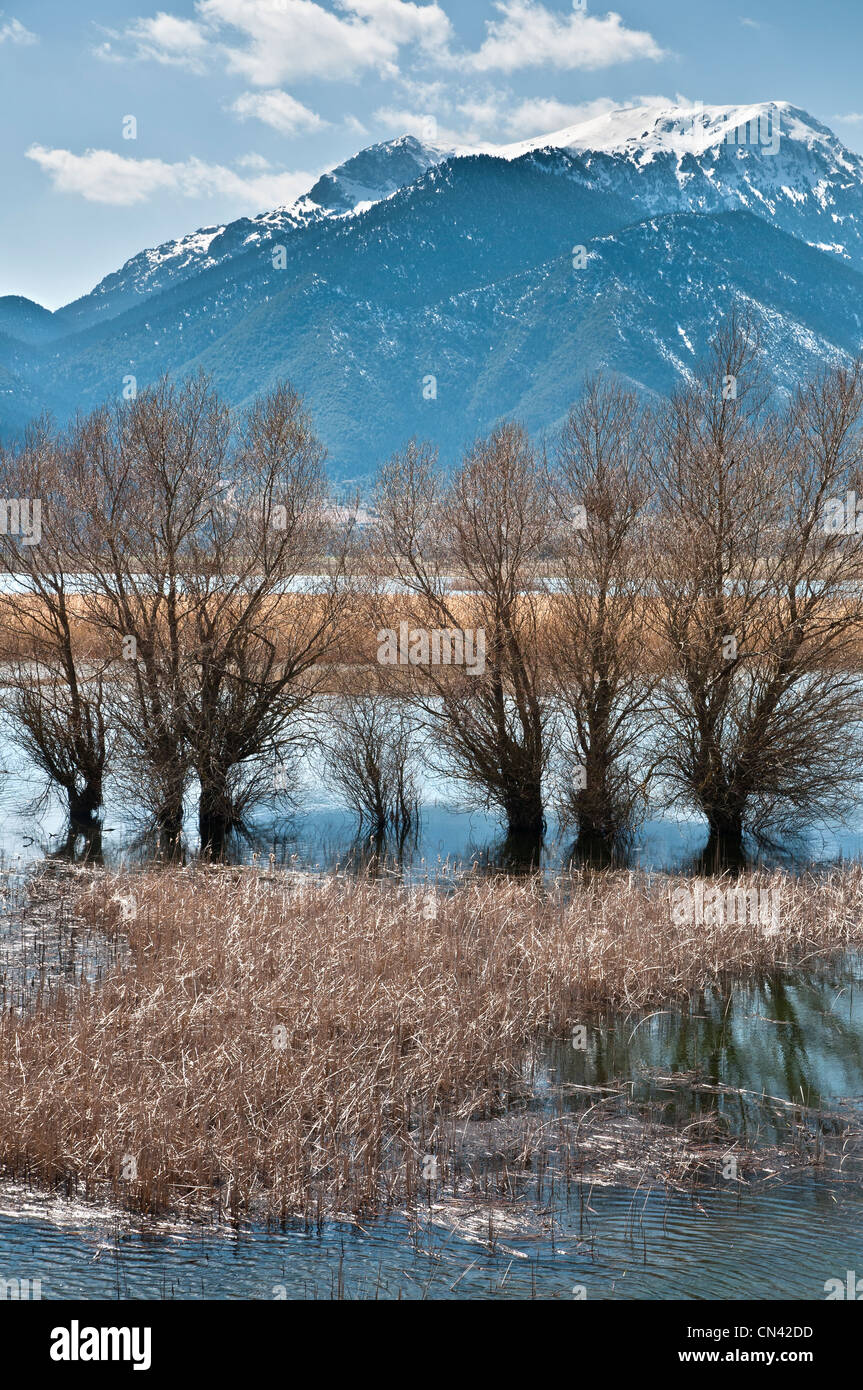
2;718;863;878
2;1177;861;1300
1;729;862;1300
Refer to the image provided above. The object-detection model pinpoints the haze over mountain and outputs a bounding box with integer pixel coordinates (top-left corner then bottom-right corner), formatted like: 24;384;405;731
3;100;863;480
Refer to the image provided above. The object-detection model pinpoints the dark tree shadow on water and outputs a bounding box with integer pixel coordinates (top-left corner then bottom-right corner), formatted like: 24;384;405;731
563;827;635;871
28;823;104;868
48;827;105;866
472;828;545;875
688;823;806;876
335;824;423;880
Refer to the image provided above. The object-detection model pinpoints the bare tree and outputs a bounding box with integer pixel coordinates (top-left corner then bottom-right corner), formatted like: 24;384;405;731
0;422;111;843
373;425;553;858
181;384;353;855
63;377;225;848
62;375;352;856
649;319;863;865
549;378;656;860
321;692;420;855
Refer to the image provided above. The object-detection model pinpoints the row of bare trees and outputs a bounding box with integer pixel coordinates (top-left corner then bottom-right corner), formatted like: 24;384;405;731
1;321;863;866
0;377;352;856
367;324;863;865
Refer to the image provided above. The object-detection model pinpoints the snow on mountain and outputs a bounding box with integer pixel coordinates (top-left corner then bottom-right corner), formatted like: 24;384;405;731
7;101;863;473
499;101;863;271
53;135;461;333
496;100;811;161
49;103;863;336
302;133;461;214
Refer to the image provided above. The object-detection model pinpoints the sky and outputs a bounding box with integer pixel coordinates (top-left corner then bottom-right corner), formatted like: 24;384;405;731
4;0;863;310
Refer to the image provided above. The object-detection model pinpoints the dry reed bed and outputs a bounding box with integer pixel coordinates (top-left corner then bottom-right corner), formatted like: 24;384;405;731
4;592;862;675
0;864;861;1221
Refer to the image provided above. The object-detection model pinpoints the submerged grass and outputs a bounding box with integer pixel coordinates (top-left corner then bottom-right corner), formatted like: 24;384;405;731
1;863;862;1222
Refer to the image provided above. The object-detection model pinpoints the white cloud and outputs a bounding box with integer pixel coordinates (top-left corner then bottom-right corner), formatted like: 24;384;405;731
392;73;447;101
452;93;509;130
194;0;452;84
91;1;659;95
461;93;623;138
464;1;664;74
232;89;328;135
339;0;452;49
235;152;272;169
0;15;36;45
96;11;211;70
508;95;624;135
833;112;863;125
26;144;315;209
375;91;672;148
372;105;464;145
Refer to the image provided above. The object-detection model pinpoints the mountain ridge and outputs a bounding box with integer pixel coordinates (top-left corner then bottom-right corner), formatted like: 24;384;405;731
3;101;863;475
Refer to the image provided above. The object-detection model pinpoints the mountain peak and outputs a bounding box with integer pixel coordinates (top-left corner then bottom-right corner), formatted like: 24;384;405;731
0;293;56;344
496;100;840;163
303;133;461;216
5;98;863;470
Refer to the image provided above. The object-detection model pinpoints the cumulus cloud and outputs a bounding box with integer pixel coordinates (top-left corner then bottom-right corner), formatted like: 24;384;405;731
93;1;663;88
510;96;617;133
339;0;452;49
195;0;452;84
26;144;315;209
459;93;624;138
344;113;370;137
0;15;36;45
231;89;328;135
372;105;463;145
96;11;211;70
375;91;672;149
464;1;664;74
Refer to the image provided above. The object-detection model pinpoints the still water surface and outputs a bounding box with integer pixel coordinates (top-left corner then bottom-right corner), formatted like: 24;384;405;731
0;733;862;1299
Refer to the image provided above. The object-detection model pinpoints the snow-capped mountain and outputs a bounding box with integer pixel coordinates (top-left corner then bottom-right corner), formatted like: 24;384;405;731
48;134;461;335
497;99;804;160
302;132;461;214
29;102;863;334
3;102;863;471
500;100;863;269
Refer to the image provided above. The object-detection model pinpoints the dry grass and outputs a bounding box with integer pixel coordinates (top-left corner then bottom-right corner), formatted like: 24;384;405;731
1;863;861;1222
5;591;863;675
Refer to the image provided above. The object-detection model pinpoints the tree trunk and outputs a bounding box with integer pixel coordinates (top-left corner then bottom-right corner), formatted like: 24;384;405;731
503;782;544;838
571;770;625;865
702;810;746;870
67;780;102;833
198;770;237;859
499;782;545;868
155;794;185;857
572;822;618;867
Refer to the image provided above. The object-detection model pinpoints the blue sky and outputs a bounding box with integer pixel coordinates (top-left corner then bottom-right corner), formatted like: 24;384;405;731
4;0;863;309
